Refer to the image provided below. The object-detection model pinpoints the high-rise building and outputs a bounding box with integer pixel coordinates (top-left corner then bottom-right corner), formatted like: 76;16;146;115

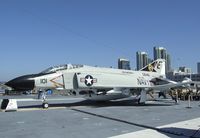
153;47;167;60
153;46;171;73
136;51;148;70
118;58;131;70
197;62;200;74
166;54;171;72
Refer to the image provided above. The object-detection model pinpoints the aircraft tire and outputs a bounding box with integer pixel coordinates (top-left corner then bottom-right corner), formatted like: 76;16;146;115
42;103;49;109
138;102;145;105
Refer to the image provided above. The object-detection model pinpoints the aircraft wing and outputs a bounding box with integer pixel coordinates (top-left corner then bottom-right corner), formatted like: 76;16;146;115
151;80;200;91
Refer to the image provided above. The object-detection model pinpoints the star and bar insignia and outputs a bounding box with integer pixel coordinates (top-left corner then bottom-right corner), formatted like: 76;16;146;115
80;75;97;86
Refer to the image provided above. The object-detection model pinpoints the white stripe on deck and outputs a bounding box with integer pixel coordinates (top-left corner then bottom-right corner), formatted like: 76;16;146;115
18;107;67;111
15;97;84;102
110;117;200;138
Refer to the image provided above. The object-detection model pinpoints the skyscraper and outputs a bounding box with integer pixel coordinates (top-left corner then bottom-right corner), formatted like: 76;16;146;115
153;47;167;60
197;62;200;74
153;46;171;73
136;51;148;70
166;54;171;72
118;58;131;70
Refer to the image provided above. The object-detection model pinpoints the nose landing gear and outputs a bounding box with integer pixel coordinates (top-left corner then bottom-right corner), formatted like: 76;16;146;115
38;89;49;109
42;101;49;109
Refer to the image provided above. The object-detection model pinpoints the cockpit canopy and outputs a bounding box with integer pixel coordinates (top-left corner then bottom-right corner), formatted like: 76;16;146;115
40;64;83;74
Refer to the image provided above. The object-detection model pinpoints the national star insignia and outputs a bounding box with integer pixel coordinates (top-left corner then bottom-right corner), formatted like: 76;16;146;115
85;76;93;85
81;75;97;87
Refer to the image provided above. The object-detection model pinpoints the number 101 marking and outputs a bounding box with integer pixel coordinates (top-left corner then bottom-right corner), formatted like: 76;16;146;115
40;79;47;84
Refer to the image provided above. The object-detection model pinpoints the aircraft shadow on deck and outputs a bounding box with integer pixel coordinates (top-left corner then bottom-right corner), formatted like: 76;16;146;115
18;99;174;109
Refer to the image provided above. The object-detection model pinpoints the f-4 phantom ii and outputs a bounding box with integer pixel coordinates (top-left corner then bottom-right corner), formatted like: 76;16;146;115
5;59;195;108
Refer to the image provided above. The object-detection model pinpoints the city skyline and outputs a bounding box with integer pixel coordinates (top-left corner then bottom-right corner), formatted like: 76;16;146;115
0;1;200;81
136;46;171;72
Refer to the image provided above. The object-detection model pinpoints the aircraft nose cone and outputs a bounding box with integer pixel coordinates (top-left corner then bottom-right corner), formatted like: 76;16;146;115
5;75;35;91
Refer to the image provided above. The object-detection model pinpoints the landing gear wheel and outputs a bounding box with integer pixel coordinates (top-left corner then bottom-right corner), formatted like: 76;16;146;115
139;102;145;105
42;102;49;109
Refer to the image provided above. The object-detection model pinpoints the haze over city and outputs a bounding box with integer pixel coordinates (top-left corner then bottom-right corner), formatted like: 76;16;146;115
0;0;200;81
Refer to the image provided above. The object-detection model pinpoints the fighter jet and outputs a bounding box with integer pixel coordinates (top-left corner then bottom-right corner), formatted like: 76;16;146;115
5;59;194;108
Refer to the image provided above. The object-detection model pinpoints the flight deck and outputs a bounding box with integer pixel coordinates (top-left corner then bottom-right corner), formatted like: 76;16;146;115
0;95;200;138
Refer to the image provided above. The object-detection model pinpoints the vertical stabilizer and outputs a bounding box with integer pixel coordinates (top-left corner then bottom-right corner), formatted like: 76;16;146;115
140;59;165;76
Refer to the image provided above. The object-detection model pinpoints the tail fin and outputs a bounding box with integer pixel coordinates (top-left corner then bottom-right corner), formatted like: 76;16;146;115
140;59;165;76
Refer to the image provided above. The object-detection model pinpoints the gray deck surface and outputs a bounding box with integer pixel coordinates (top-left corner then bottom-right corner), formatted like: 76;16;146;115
0;95;200;138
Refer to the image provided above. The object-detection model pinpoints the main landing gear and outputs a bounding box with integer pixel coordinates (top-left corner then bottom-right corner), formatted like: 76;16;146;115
137;89;147;105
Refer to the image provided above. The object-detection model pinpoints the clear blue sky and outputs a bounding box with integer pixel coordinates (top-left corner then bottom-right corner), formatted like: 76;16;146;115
0;0;200;81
